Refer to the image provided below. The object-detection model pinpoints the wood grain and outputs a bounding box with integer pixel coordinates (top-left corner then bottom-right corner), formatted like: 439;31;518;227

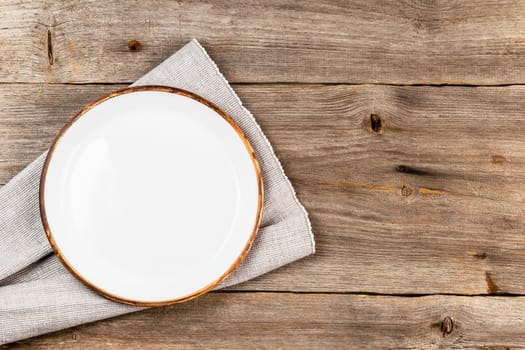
3;83;525;295
6;293;525;350
3;0;525;84
6;0;525;348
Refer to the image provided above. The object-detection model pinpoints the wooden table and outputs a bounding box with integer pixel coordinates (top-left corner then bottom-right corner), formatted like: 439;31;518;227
2;1;525;348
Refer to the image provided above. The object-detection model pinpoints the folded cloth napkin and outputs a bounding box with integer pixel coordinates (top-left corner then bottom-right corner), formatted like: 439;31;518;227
0;40;314;345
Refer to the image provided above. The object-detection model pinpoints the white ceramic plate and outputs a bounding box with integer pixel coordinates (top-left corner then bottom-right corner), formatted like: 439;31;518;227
40;86;263;306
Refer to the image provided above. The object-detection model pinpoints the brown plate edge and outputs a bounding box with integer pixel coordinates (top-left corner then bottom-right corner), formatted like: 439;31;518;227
39;85;264;307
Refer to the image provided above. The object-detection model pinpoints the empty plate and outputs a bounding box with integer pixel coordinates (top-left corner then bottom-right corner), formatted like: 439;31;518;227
40;86;263;306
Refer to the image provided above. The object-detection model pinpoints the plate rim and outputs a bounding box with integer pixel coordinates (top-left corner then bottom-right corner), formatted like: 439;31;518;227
39;85;264;307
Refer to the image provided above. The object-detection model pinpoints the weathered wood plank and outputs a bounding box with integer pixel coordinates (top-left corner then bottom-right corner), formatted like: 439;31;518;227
5;293;525;349
3;1;525;84
2;84;525;295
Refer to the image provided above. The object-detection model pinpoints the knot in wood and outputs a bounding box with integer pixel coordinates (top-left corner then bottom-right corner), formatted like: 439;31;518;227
369;114;383;133
401;185;413;197
440;316;454;336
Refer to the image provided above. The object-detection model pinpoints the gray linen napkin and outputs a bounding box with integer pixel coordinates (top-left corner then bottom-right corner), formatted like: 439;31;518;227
0;39;314;345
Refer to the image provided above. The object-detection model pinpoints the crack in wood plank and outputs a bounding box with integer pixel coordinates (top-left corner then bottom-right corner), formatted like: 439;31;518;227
46;29;53;66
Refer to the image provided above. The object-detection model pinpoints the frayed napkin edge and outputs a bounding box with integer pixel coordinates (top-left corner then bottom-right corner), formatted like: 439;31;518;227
191;39;315;254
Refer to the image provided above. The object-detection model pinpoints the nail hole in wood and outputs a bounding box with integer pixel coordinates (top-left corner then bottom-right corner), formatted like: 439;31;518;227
395;165;433;176
369;114;383;133
397;165;408;173
128;40;142;52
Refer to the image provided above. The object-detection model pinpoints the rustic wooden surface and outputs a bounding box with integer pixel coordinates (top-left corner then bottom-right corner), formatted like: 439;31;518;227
3;0;525;349
7;293;525;350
